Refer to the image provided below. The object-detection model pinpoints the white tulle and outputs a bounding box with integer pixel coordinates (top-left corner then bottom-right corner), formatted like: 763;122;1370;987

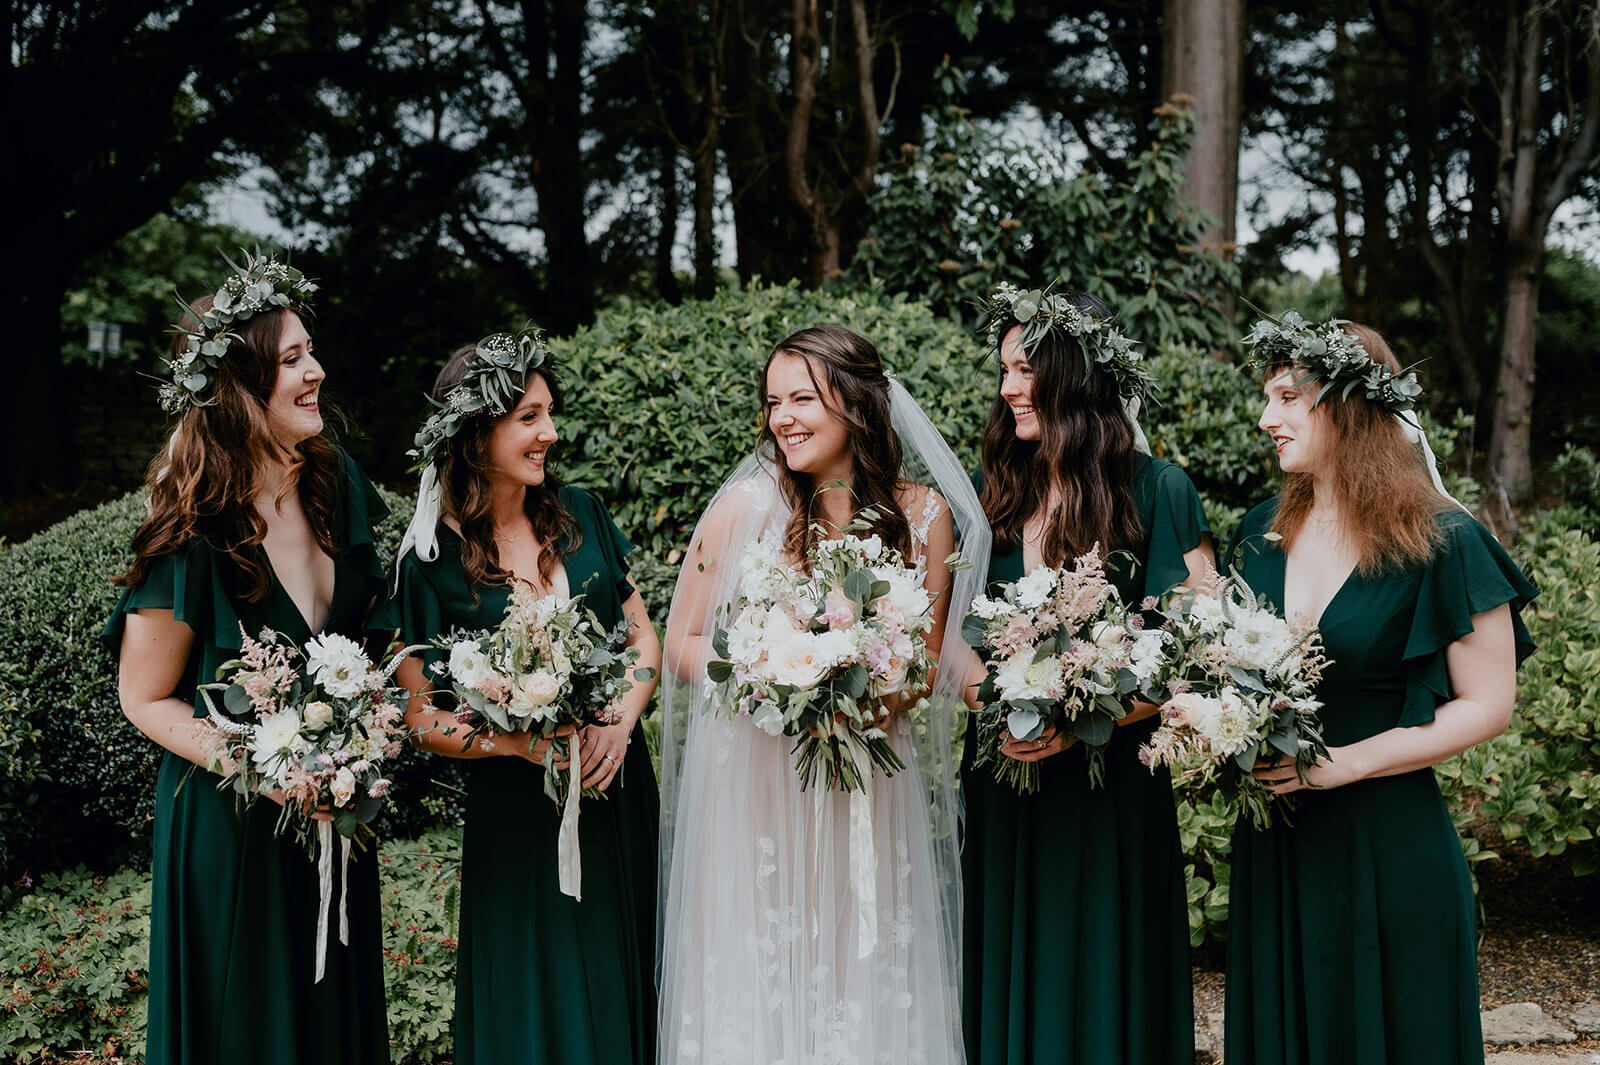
656;376;990;1065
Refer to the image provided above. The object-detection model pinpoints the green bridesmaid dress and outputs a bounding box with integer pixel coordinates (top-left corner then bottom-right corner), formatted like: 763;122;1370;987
385;485;658;1065
101;451;392;1065
961;452;1207;1065
1224;501;1536;1065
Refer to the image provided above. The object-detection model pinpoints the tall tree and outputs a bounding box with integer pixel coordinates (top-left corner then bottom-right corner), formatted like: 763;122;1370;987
6;1;349;495
1160;0;1243;251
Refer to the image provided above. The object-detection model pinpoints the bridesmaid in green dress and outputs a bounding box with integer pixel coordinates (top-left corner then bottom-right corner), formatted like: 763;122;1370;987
384;330;661;1065
961;284;1213;1065
107;254;391;1064
1225;319;1535;1065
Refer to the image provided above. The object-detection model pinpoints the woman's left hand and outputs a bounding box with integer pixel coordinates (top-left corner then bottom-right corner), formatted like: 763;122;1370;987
578;713;632;791
999;723;1078;762
1253;747;1359;794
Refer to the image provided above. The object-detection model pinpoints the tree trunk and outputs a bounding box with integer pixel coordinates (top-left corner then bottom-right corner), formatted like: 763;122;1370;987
1488;255;1540;502
656;135;684;305
1160;0;1242;250
540;0;593;331
691;134;719;299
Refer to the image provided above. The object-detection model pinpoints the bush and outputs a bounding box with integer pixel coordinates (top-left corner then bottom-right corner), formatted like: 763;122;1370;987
0;484;420;877
0;828;463;1064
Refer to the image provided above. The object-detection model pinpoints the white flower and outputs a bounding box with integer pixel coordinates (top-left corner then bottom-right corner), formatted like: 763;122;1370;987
1187;593;1228;634
1013;567;1057;611
872;566;932;620
725;610;768;668
448;641;494;690
1091;620;1127;654
249;710;301;762
509;670;561;720
1222;609;1296;672
768;627;850;689
1127;629;1168;686
1162;690;1208;727
993;649;1063;702
330;766;357;806
302;700;335;731
305;633;372;699
857;534;884;560
970;595;1011;621
1192;687;1257;758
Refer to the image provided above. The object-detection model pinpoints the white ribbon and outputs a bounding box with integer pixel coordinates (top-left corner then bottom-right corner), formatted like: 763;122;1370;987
394;465;444;590
557;736;584;899
1124;395;1152;455
1397;411;1471;514
848;769;878;959
312;823;353;983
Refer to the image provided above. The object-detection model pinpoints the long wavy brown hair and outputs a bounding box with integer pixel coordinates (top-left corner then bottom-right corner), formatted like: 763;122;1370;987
759;325;912;564
116;301;342;602
979;291;1141;566
431;344;578;591
1269;322;1449;573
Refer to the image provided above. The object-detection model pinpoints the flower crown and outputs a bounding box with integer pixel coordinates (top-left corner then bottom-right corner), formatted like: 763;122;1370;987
161;250;318;414
409;326;551;472
1241;310;1423;414
977;281;1156;405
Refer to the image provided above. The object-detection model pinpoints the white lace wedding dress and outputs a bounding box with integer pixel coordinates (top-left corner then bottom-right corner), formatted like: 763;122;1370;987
658;479;969;1065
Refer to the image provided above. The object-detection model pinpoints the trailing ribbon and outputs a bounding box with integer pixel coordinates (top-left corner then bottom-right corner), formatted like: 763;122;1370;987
849;751;878;959
1397;411;1471;515
312;822;353;983
393;464;444;591
557;736;584;899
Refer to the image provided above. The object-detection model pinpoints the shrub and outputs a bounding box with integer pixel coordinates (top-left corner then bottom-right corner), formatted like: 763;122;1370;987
0;828;463;1064
0;484;419;877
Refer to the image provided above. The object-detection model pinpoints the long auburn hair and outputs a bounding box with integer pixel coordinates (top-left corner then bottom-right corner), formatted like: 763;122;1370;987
979;291;1141;566
759;325;912;564
431;344;578;591
1269;322;1449;573
116;302;342;602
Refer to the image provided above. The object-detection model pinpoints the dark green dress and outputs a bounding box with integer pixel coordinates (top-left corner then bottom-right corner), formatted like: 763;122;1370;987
961;453;1207;1065
385;486;658;1065
1224;502;1536;1065
101;451;391;1065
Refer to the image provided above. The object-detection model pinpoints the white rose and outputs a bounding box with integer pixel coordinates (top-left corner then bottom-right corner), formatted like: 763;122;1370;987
769;630;837;689
857;534;884;560
873;567;932;620
302;701;335;731
330;767;357;806
993;649;1063;702
509;670;562;720
304;633;373;699
1162;690;1208;727
1091;621;1127;655
448;641;494;690
1013;567;1057;611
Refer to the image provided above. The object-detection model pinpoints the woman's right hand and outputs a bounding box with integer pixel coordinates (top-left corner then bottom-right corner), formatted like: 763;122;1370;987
514;722;576;768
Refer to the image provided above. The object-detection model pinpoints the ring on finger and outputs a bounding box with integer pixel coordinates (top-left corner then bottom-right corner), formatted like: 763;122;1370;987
603;753;618;765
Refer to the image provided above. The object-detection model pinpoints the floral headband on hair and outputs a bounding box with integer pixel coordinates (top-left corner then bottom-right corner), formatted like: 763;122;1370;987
408;326;551;473
977;280;1156;406
1241;310;1423;414
161;249;318;414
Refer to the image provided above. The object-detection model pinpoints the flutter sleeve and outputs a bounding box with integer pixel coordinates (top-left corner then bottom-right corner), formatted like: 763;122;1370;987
1142;460;1212;599
1399;510;1538;727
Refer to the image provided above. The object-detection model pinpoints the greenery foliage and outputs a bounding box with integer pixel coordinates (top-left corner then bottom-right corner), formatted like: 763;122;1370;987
850;95;1240;354
0;829;463;1064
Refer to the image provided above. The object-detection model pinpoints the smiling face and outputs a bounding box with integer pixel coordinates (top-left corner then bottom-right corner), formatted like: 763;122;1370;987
765;350;852;482
997;326;1040;441
1259;369;1329;474
265;311;324;446
485;373;559;488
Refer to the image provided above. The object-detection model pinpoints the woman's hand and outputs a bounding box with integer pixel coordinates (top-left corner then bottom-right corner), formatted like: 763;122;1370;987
578;713;632;791
999;723;1078;762
263;788;335;822
1252;748;1360;794
513;722;577;769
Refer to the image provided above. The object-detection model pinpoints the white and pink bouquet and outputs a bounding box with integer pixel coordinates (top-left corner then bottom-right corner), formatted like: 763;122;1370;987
200;629;410;843
706;524;939;792
1140;574;1328;828
428;582;650;898
962;547;1169;792
199;628;413;981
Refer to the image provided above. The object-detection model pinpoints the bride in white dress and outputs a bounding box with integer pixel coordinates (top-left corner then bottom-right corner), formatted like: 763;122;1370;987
657;325;990;1065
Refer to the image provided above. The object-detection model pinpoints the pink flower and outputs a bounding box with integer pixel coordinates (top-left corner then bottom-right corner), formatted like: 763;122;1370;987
818;588;858;630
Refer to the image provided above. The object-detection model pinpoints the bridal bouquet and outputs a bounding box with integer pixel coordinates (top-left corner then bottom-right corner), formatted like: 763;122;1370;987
962;547;1169;792
1139;575;1328;828
706;525;938;792
200;629;410;843
427;582;650;898
199;628;412;981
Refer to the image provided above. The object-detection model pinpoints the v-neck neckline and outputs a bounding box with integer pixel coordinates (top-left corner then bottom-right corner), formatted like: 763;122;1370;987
265;550;340;639
1274;544;1359;631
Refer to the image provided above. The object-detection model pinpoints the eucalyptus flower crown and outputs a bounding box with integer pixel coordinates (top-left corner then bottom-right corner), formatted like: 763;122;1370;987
1241;310;1423;414
408;326;551;473
161;249;318;414
977;280;1156;406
